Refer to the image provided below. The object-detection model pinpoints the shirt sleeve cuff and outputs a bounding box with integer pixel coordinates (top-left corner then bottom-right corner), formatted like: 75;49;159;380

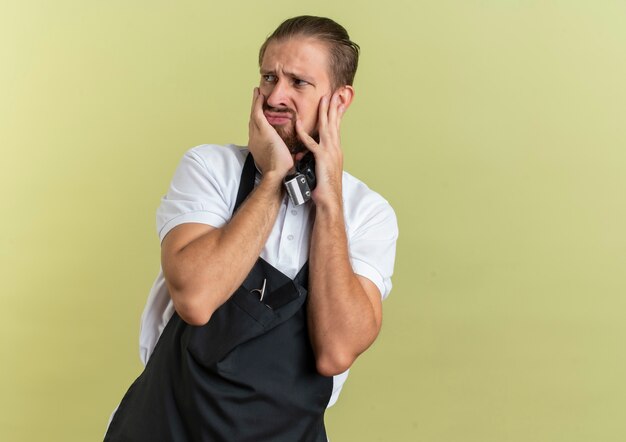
351;257;390;300
158;210;227;242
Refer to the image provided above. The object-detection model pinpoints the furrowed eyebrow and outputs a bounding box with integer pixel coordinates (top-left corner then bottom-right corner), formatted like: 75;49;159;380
285;70;314;84
259;69;314;84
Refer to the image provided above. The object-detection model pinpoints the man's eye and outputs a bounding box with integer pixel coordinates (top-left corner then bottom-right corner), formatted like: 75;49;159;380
263;75;276;82
294;79;309;87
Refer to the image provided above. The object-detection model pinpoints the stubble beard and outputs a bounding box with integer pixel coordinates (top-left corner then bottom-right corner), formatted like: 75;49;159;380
263;104;313;154
274;123;307;154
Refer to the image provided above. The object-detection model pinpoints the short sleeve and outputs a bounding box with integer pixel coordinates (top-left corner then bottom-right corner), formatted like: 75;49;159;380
344;178;398;300
156;145;246;242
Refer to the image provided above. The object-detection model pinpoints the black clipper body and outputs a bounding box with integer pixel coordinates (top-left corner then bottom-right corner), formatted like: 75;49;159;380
284;152;317;206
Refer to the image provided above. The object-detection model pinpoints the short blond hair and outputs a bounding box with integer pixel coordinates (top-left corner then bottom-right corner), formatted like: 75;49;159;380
259;15;360;89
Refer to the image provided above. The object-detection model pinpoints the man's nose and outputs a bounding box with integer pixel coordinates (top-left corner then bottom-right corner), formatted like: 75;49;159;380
266;80;290;109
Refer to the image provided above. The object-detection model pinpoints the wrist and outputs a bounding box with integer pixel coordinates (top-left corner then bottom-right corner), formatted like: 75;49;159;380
313;195;343;219
259;171;285;190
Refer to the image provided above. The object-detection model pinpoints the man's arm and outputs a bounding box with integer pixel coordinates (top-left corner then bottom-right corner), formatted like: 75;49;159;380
161;88;294;325
296;91;384;376
161;178;282;325
308;204;383;376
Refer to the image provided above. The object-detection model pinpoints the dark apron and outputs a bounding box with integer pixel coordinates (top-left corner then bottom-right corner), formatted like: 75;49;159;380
105;153;332;442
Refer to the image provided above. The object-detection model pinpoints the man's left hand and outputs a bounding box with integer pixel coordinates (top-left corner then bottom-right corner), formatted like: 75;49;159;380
295;91;347;209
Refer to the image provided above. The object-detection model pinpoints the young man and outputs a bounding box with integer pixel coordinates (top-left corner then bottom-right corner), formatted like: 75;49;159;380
106;16;397;441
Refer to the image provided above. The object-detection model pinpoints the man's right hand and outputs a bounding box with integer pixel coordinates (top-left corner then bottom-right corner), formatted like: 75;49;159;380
247;87;294;179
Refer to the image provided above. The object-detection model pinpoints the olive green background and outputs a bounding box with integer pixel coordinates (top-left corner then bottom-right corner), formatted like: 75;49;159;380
2;1;625;441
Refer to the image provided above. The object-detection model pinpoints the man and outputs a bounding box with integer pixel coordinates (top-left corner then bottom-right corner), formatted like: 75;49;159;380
106;15;397;441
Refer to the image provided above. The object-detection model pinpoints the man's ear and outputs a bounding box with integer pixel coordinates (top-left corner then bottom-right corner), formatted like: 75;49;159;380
336;85;355;112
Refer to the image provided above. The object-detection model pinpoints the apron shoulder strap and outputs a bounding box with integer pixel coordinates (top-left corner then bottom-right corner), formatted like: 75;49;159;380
233;151;256;213
233;151;310;286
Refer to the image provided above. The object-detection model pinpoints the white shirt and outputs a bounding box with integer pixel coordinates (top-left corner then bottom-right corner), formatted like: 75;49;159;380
139;144;398;407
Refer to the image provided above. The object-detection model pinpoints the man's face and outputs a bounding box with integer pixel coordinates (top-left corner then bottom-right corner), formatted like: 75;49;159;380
259;37;334;153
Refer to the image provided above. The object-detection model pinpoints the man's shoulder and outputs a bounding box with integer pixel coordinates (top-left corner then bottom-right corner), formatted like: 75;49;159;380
341;171;397;231
341;171;393;210
183;144;249;170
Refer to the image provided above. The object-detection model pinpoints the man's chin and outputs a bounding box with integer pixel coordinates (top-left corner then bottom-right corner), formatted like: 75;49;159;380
275;130;303;154
275;125;316;154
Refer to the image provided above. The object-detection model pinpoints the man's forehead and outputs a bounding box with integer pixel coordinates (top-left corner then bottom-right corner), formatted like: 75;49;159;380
260;37;331;80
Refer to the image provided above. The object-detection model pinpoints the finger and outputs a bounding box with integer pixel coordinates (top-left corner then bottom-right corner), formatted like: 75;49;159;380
335;103;345;130
318;95;335;145
250;89;269;130
329;92;346;140
334;92;347;130
321;93;343;146
248;89;259;133
328;92;339;128
254;89;265;117
250;87;257;114
295;119;319;152
318;94;330;133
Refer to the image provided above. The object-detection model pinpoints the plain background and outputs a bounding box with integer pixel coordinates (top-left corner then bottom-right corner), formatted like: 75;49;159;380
2;1;625;441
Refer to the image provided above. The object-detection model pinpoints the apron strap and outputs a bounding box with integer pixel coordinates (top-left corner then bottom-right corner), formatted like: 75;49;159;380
233;151;310;287
294;260;309;288
234;152;256;213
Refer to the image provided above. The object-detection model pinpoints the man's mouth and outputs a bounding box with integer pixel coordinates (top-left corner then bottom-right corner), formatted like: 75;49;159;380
263;110;293;126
